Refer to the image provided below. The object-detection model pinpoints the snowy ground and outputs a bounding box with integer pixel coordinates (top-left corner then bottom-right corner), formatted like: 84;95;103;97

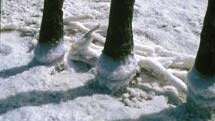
0;0;209;121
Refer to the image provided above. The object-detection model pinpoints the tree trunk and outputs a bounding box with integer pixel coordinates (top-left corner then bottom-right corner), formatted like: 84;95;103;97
103;0;135;59
195;0;215;76
39;0;64;46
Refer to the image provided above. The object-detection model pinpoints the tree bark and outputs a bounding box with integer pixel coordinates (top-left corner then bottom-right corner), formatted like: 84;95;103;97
39;0;64;46
195;0;215;76
103;0;135;59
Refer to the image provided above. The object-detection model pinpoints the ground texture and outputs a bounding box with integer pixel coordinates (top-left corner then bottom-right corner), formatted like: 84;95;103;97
0;0;209;121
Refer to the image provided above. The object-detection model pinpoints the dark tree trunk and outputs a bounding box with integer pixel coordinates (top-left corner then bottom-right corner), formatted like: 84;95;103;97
103;0;135;59
39;0;64;46
195;0;215;76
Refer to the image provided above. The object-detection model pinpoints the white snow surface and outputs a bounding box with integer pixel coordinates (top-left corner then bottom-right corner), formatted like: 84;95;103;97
1;0;207;54
0;32;169;121
0;0;209;120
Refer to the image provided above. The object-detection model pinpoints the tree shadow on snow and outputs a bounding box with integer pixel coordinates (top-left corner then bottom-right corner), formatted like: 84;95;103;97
0;57;43;78
132;105;188;121
0;79;111;115
112;107;180;121
0;58;94;78
69;60;93;73
114;104;210;121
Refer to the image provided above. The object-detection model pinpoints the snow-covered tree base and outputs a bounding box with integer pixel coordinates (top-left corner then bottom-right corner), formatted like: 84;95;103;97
187;67;215;115
34;41;66;64
96;54;138;93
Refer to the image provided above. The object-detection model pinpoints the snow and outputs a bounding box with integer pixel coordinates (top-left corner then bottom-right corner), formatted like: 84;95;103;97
0;29;170;121
187;67;215;108
34;40;66;64
0;0;211;120
96;54;138;93
139;58;187;92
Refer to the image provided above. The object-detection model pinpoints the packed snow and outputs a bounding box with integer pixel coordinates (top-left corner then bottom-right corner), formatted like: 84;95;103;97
0;0;209;120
